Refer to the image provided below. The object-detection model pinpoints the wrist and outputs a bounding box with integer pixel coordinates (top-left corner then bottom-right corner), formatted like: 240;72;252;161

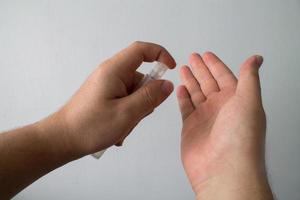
194;160;273;200
34;112;82;163
196;179;273;200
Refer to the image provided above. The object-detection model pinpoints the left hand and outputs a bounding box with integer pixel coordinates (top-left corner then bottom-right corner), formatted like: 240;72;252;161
44;41;176;157
176;52;272;199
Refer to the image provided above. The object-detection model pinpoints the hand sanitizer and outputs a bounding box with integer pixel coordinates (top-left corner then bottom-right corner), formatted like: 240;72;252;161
92;62;169;159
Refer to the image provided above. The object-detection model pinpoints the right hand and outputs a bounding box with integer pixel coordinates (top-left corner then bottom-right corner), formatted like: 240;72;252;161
176;52;273;199
39;42;176;158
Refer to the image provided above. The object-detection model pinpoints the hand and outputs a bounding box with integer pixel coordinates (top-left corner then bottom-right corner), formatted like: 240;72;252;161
42;41;176;158
0;41;176;199
176;52;273;199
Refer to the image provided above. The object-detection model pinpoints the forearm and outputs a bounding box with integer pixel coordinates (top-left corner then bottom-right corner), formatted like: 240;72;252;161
0;114;77;199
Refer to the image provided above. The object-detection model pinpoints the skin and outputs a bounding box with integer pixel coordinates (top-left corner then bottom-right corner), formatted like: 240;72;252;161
176;52;273;199
0;41;273;199
0;42;176;199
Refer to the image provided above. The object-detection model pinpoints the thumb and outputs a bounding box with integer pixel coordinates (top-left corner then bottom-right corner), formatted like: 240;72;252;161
124;79;174;120
237;55;263;101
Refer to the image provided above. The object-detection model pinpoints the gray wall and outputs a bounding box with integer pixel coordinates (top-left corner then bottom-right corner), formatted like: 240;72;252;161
0;0;299;199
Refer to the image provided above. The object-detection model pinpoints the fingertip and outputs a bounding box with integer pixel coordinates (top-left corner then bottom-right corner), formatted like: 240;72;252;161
179;65;194;82
180;65;189;74
115;141;123;147
190;52;200;57
189;52;201;64
126;41;177;70
157;48;177;69
202;51;217;63
169;55;177;69
240;55;264;76
243;55;264;67
202;51;214;58
255;55;264;66
161;80;174;96
237;55;263;99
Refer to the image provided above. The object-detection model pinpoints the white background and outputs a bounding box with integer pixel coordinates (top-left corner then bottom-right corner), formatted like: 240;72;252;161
0;0;299;199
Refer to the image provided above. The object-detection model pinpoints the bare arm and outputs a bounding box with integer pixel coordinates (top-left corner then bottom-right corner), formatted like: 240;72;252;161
0;115;75;199
176;52;273;199
0;41;176;199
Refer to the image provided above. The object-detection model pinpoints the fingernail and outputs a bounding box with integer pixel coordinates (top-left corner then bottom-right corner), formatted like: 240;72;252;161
191;52;201;59
161;80;174;95
255;55;264;66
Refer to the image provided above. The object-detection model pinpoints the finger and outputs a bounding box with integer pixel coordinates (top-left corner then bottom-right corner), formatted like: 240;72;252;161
236;55;263;101
124;79;174;120
115;141;123;146
202;52;237;89
115;125;136;147
134;71;144;85
105;41;176;72
176;85;194;120
180;66;206;106
127;71;144;93
189;53;220;96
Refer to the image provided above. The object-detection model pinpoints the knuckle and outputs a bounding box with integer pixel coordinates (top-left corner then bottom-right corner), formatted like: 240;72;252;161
141;87;156;111
202;77;218;88
100;58;114;69
201;76;215;83
154;43;163;49
132;41;143;48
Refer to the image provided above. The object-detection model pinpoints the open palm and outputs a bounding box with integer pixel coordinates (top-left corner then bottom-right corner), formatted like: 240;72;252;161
176;52;267;195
